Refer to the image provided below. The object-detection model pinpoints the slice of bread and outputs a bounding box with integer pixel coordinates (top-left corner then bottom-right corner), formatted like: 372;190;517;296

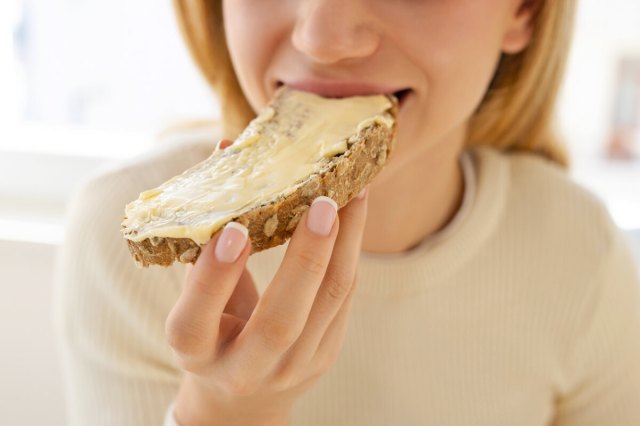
122;87;398;268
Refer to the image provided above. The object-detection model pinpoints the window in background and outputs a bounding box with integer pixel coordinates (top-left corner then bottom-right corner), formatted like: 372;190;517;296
4;0;219;156
607;56;640;160
558;0;640;160
556;0;640;231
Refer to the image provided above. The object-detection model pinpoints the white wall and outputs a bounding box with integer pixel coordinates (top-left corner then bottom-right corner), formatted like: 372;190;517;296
0;241;65;425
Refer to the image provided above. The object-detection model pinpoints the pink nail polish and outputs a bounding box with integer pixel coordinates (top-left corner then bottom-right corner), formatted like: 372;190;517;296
307;196;338;236
215;222;248;263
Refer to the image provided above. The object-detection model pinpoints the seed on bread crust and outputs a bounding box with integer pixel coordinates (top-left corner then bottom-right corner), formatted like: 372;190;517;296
286;205;309;231
377;147;387;166
179;247;199;263
263;213;279;237
301;177;321;198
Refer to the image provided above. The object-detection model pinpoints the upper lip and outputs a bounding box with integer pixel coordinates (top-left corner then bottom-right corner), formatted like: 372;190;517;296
277;79;409;98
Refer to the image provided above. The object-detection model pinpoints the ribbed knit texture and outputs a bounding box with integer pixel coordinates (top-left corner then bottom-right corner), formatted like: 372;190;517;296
52;129;640;425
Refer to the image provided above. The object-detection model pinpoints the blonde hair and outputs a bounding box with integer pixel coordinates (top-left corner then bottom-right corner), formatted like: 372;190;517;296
173;0;576;167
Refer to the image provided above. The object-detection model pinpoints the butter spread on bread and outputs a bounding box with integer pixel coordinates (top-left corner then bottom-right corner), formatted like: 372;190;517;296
122;86;397;267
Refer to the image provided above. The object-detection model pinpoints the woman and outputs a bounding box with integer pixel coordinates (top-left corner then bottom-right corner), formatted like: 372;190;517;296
53;0;640;424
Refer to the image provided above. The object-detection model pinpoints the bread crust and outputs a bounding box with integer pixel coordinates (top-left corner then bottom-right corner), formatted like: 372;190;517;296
124;105;396;268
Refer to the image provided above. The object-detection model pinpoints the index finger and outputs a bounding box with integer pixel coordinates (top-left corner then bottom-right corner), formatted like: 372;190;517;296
227;197;340;375
165;223;250;364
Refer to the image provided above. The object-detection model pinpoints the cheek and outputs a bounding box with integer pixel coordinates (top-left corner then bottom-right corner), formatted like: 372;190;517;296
402;7;505;136
428;39;501;128
222;0;281;112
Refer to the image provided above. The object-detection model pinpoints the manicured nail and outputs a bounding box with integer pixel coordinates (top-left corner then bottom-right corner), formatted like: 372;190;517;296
357;187;368;199
215;222;248;263
307;196;338;236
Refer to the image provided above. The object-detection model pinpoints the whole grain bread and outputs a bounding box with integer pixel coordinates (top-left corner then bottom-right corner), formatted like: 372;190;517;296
123;92;397;268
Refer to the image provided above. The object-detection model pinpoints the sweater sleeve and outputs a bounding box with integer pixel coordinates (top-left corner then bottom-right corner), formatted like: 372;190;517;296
52;170;185;426
552;227;640;426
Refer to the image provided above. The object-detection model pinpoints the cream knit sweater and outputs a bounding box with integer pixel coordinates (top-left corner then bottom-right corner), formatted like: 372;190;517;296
53;129;640;426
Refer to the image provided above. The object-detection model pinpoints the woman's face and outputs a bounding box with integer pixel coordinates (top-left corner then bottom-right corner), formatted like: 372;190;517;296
222;0;533;162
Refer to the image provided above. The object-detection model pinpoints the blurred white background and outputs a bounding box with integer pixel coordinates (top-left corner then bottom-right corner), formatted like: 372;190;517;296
0;0;639;424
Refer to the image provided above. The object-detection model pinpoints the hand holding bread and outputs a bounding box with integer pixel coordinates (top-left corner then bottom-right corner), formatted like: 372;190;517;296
166;141;369;424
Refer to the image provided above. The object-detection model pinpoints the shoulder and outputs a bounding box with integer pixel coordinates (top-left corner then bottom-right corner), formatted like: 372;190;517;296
471;148;639;332
474;147;617;256
480;146;608;217
55;125;222;314
52;126;223;378
70;125;221;215
60;125;221;271
470;146;640;308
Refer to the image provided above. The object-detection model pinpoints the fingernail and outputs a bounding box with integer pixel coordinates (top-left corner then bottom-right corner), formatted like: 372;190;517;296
215;222;248;263
357;187;368;199
307;196;338;236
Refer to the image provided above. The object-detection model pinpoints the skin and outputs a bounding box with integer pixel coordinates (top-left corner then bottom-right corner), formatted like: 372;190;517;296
169;1;536;424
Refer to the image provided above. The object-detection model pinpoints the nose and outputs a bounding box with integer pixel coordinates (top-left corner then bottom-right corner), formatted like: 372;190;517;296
291;0;380;64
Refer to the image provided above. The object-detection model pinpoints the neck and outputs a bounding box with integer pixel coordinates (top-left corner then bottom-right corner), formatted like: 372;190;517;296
362;128;466;254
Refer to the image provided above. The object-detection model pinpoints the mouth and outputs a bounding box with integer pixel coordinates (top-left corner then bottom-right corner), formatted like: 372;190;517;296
275;81;413;109
392;89;412;109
